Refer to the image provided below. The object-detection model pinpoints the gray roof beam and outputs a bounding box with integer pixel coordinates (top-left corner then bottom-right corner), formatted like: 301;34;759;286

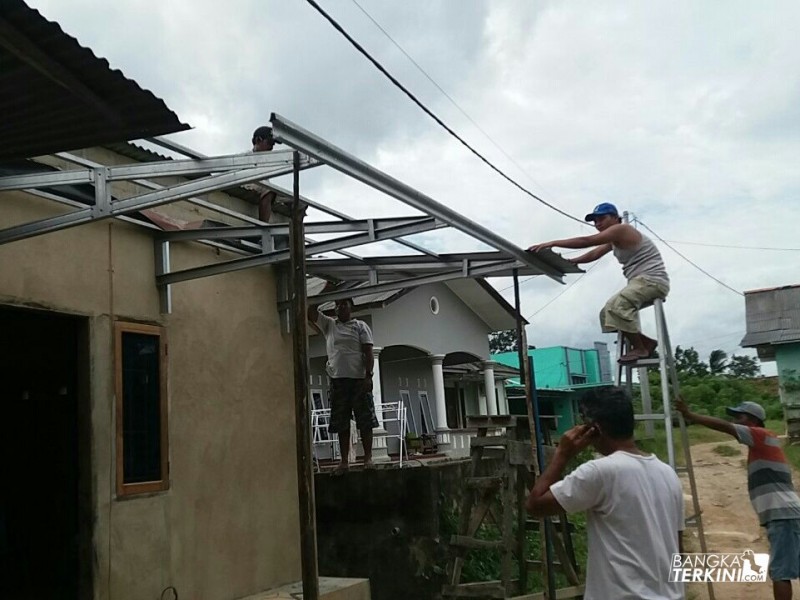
290;260;524;309
150;135;441;259
0;165;286;245
271;113;564;282
155;216;435;243
157;217;445;286
0;150;312;192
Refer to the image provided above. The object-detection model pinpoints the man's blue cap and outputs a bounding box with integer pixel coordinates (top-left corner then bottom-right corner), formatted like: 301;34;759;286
584;202;619;222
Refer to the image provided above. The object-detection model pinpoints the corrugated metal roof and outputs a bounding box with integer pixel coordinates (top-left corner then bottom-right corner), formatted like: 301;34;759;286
745;283;800;295
0;0;189;160
741;285;800;348
741;330;800;347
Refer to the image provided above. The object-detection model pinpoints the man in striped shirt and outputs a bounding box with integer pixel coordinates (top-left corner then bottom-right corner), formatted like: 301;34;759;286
676;398;800;600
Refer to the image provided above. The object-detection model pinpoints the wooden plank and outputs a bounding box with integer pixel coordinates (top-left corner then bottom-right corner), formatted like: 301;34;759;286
516;465;528;593
525;518;576;533
471;436;509;448
511;584;585;600
467;415;519;429
550;529;580;585
465;476;504;491
500;458;514;589
450;535;505;551
442;583;506;598
507;440;534;465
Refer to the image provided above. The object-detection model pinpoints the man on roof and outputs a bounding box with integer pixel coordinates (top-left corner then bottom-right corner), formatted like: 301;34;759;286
528;202;669;364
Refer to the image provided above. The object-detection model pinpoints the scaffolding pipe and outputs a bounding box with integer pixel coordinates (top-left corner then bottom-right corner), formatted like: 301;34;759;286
289;151;319;600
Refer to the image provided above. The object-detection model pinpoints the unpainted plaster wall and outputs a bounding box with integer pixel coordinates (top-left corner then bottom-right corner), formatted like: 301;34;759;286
0;185;299;599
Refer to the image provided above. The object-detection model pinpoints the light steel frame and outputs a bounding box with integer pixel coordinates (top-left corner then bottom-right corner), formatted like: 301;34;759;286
0;114;576;314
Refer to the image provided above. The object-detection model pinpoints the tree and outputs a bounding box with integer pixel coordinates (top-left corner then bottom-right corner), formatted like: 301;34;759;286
708;349;729;375
489;330;518;353
727;354;760;379
674;346;709;377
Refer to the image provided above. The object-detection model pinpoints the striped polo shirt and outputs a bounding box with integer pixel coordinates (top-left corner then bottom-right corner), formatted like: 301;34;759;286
734;424;800;525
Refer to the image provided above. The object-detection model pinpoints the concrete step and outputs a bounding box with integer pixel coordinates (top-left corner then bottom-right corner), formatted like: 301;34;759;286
239;576;370;600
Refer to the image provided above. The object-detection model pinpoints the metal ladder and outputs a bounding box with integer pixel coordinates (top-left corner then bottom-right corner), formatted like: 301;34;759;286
615;298;715;600
442;415;584;600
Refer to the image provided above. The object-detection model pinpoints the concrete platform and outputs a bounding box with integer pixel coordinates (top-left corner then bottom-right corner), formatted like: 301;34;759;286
238;577;370;600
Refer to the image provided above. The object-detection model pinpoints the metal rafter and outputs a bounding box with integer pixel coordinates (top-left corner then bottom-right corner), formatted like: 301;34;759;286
0;164;295;244
157;217;445;286
0;149;309;191
149;135;441;259
270;113;564;282
154;216;434;242
0;117;576;309
279;259;520;309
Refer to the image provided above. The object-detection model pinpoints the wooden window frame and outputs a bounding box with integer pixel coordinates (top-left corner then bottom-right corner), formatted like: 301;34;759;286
115;321;169;497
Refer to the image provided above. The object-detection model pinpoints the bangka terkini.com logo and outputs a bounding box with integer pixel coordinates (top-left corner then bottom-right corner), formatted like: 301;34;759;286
669;550;769;583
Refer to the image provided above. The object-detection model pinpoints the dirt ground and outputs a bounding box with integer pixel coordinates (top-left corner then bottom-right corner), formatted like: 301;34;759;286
683;440;800;600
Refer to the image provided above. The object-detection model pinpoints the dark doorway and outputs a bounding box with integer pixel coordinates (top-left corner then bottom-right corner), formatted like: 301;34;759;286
0;306;90;599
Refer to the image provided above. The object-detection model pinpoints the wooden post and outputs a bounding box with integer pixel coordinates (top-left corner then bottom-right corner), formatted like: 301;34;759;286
290;150;319;600
513;270;556;600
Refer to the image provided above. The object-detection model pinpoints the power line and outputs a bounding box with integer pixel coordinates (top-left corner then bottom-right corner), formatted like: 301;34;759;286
498;276;535;293
303;0;586;225
349;0;555;202
634;219;744;297
527;260;603;320
659;239;800;252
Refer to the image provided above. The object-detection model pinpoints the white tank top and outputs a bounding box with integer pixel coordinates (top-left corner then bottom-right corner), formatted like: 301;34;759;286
612;233;669;286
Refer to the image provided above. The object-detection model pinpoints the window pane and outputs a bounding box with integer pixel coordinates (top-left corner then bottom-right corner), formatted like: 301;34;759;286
121;332;161;484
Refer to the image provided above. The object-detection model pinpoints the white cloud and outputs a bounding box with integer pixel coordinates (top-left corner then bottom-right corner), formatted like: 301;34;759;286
26;0;800;375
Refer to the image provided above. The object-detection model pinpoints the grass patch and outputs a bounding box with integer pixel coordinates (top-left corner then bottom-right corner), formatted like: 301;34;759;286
783;441;800;473
712;444;741;457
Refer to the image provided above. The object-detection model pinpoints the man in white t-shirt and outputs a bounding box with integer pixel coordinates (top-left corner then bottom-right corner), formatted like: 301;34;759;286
308;296;378;474
526;387;685;600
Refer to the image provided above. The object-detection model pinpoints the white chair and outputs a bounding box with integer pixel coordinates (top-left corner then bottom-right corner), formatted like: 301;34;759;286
311;408;340;469
373;401;409;467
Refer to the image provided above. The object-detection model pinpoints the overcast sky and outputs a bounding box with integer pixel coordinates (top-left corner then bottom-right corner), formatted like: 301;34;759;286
29;0;800;375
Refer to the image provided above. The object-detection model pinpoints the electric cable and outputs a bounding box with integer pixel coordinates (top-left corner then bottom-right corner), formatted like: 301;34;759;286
526;260;603;320
634;219;743;297
656;239;800;252
303;0;586;225
349;0;554;200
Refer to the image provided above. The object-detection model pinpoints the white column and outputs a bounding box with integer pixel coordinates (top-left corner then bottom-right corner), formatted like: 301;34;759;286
497;382;509;414
483;360;498;416
371;346;384;429
430;354;448;430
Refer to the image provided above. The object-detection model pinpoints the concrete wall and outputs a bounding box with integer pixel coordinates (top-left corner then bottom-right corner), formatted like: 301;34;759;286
315;458;502;600
370;284;492;357
0;169;300;598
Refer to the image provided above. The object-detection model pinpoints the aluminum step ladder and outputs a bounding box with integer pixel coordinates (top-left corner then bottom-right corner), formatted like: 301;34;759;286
615;297;715;600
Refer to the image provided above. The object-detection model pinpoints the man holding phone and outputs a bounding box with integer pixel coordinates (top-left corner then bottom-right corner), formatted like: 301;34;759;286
526;387;684;600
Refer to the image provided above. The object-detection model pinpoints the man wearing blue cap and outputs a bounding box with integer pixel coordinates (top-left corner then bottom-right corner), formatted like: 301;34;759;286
676;398;800;600
528;202;669;363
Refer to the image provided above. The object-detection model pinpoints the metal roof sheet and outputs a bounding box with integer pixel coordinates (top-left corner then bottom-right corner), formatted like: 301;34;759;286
0;0;189;160
742;285;800;347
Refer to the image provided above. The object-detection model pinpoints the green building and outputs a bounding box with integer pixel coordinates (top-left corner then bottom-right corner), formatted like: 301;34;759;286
493;343;613;440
